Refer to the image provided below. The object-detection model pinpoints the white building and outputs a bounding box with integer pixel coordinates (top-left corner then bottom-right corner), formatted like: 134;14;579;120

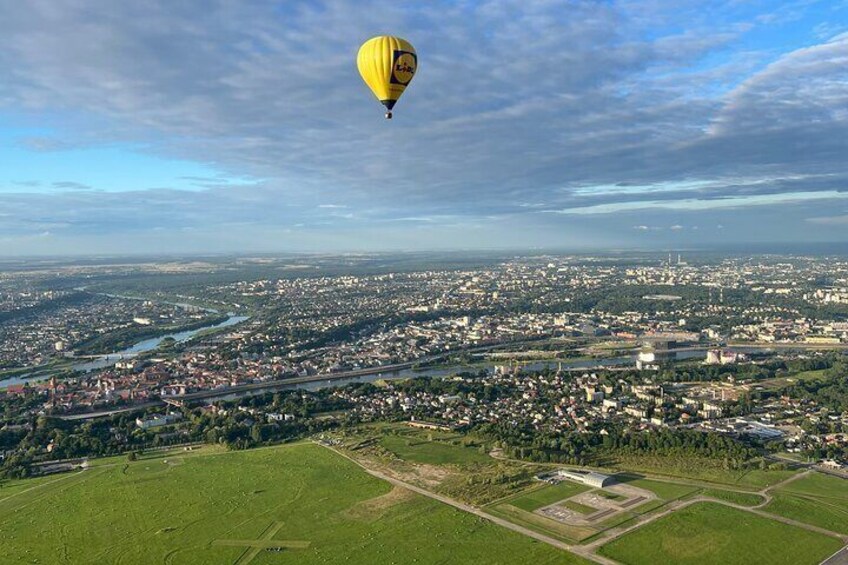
556;469;615;488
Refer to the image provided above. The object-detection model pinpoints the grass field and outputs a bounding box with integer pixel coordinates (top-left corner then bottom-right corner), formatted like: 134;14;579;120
508;481;591;512
764;472;848;534
760;369;829;390
0;443;588;564
618;477;699;501
605;455;798;489
0;473;75;499
700;488;764;507
485;474;699;544
599;502;843;565
561;500;597;514
485;481;598;542
379;433;492;466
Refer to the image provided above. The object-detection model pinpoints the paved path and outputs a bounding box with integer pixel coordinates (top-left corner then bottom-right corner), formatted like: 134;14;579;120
822;546;848;565
317;442;619;565
322;443;848;564
585;470;847;550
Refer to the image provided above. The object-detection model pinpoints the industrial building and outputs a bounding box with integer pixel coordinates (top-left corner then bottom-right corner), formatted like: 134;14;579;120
555;469;615;488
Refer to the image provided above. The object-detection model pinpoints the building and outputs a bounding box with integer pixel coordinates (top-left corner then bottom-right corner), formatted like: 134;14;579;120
585;387;604;403
556;469;615;488
135;412;183;430
705;349;746;365
602;398;621;410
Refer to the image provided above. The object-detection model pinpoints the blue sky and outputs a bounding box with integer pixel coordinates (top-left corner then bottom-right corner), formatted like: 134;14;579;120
0;0;846;255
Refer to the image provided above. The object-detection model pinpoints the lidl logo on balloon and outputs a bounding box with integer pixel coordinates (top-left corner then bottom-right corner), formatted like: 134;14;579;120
391;51;416;85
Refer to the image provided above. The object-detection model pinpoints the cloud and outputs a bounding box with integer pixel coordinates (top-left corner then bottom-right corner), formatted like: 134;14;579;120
0;0;845;253
52;181;93;190
18;137;78;152
807;214;848;225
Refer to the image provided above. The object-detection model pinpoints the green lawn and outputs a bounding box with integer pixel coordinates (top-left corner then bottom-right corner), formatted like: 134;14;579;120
487;474;701;544
764;472;848;534
599;502;842;565
700;488;764;507
506;481;591;512
0;471;91;503
606;455;798;489
619;476;699;501
483;481;597;542
790;369;829;382
379;433;492;466
0;443;587;564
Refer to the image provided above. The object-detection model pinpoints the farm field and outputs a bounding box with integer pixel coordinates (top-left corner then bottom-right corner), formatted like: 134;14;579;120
764;472;848;534
598;502;843;565
0;442;588;565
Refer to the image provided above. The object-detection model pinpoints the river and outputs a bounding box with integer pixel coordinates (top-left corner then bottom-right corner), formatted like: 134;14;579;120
204;347;767;401
1;315;249;387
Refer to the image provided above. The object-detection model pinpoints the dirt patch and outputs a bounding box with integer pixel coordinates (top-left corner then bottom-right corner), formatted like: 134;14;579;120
409;463;451;486
343;486;416;520
366;457;451;488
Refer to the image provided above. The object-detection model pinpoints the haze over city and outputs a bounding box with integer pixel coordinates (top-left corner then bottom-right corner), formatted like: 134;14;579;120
1;0;846;255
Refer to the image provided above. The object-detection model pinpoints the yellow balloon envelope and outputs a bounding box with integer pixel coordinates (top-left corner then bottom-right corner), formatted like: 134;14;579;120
357;35;417;119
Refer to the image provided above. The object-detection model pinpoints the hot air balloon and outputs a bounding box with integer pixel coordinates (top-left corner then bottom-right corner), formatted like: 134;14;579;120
357;35;417;119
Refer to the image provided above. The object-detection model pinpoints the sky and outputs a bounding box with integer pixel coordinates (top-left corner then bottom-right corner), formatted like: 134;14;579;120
0;0;846;256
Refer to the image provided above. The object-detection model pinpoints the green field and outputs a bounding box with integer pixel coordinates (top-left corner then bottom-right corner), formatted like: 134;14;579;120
379;433;493;465
486;474;703;544
484;481;598;542
0;443;588;564
0;472;74;499
761;369;829;389
507;481;591;512
619;476;699;501
599;502;843;565
764;472;848;534
561;499;597;514
606;455;798;489
700;488;764;507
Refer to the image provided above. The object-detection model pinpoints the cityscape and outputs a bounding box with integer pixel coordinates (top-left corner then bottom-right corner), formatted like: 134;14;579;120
2;252;848;563
2;1;848;564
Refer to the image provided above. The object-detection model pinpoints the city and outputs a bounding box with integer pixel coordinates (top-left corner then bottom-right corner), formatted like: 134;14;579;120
3;252;848;563
2;1;848;563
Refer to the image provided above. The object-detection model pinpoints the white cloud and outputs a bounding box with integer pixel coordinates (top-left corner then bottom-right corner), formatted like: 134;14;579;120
806;214;848;225
0;1;845;252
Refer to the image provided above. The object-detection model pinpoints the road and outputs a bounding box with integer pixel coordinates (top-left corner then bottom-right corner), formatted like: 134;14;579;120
57;400;165;420
322;443;848;564
317;442;619;565
822;546;848;565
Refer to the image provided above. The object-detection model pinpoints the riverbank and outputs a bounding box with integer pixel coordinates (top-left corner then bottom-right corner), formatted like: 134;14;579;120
73;313;231;356
1;314;249;388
